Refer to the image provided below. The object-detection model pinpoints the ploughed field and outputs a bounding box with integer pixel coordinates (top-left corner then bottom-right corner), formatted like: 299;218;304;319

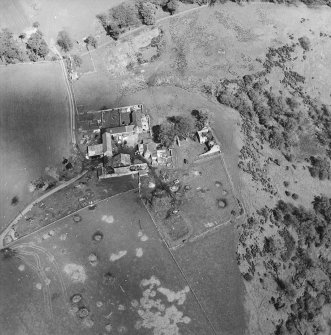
0;62;71;231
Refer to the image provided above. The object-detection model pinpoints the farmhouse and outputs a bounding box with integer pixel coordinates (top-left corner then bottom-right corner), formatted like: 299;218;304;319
86;104;150;158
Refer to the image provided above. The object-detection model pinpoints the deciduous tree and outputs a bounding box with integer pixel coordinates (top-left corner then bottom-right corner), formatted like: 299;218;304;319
138;2;156;25
26;30;49;59
57;30;73;52
0;29;25;64
166;0;179;14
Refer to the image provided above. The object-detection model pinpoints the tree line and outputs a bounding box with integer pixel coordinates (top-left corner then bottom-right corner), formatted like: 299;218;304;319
96;0;208;40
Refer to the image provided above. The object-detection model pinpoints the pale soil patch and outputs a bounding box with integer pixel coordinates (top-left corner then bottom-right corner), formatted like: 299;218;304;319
63;263;86;283
135;248;143;258
101;215;114;224
157;286;190;305
109;250;127;262
138;231;149;242
134;276;191;334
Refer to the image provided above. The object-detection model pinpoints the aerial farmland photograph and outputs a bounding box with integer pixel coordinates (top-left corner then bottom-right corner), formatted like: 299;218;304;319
1;0;331;334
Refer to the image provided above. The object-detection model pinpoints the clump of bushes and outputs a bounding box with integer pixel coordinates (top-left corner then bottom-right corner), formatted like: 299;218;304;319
291;193;299;200
191;109;209;130
309;156;331;180
84;35;97;49
57;30;73;52
72;54;82;68
298;36;311;51
155;115;196;147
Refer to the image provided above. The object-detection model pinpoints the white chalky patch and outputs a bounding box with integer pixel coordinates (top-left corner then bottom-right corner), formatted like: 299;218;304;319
63;263;87;283
136;248;143;258
96;301;103;308
157;286;190;305
82;317;94;328
140;234;149;242
102;215;114;224
18;264;25;271
138;231;143;237
141;276;160;288
36;283;42;290
60;234;67;241
45;278;51;286
133;276;191;334
109;250;127;262
105;324;112;332
118;304;126;311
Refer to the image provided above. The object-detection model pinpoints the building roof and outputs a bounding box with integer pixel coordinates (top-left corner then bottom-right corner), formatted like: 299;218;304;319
101;109;121;128
145;142;157;153
102;132;112;156
108;125;135;135
87;144;103;157
83;105;144;131
112;153;131;167
101;105;143;129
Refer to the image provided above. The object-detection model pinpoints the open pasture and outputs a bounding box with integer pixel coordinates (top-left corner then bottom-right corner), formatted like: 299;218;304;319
0;62;71;231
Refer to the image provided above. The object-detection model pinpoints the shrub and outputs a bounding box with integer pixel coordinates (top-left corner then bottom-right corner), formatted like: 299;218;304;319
72;54;82;68
11;196;19;206
298;36;311;51
84;35;97;49
18;33;26;40
166;0;179;14
291;193;299;200
191;109;209;130
309;156;330;180
107;22;121;40
243;273;253;281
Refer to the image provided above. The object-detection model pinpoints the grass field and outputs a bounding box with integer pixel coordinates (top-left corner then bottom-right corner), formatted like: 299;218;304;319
0;62;71;232
0;0;30;34
174;223;246;335
1;190;218;335
0;0;124;44
14;172;136;238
